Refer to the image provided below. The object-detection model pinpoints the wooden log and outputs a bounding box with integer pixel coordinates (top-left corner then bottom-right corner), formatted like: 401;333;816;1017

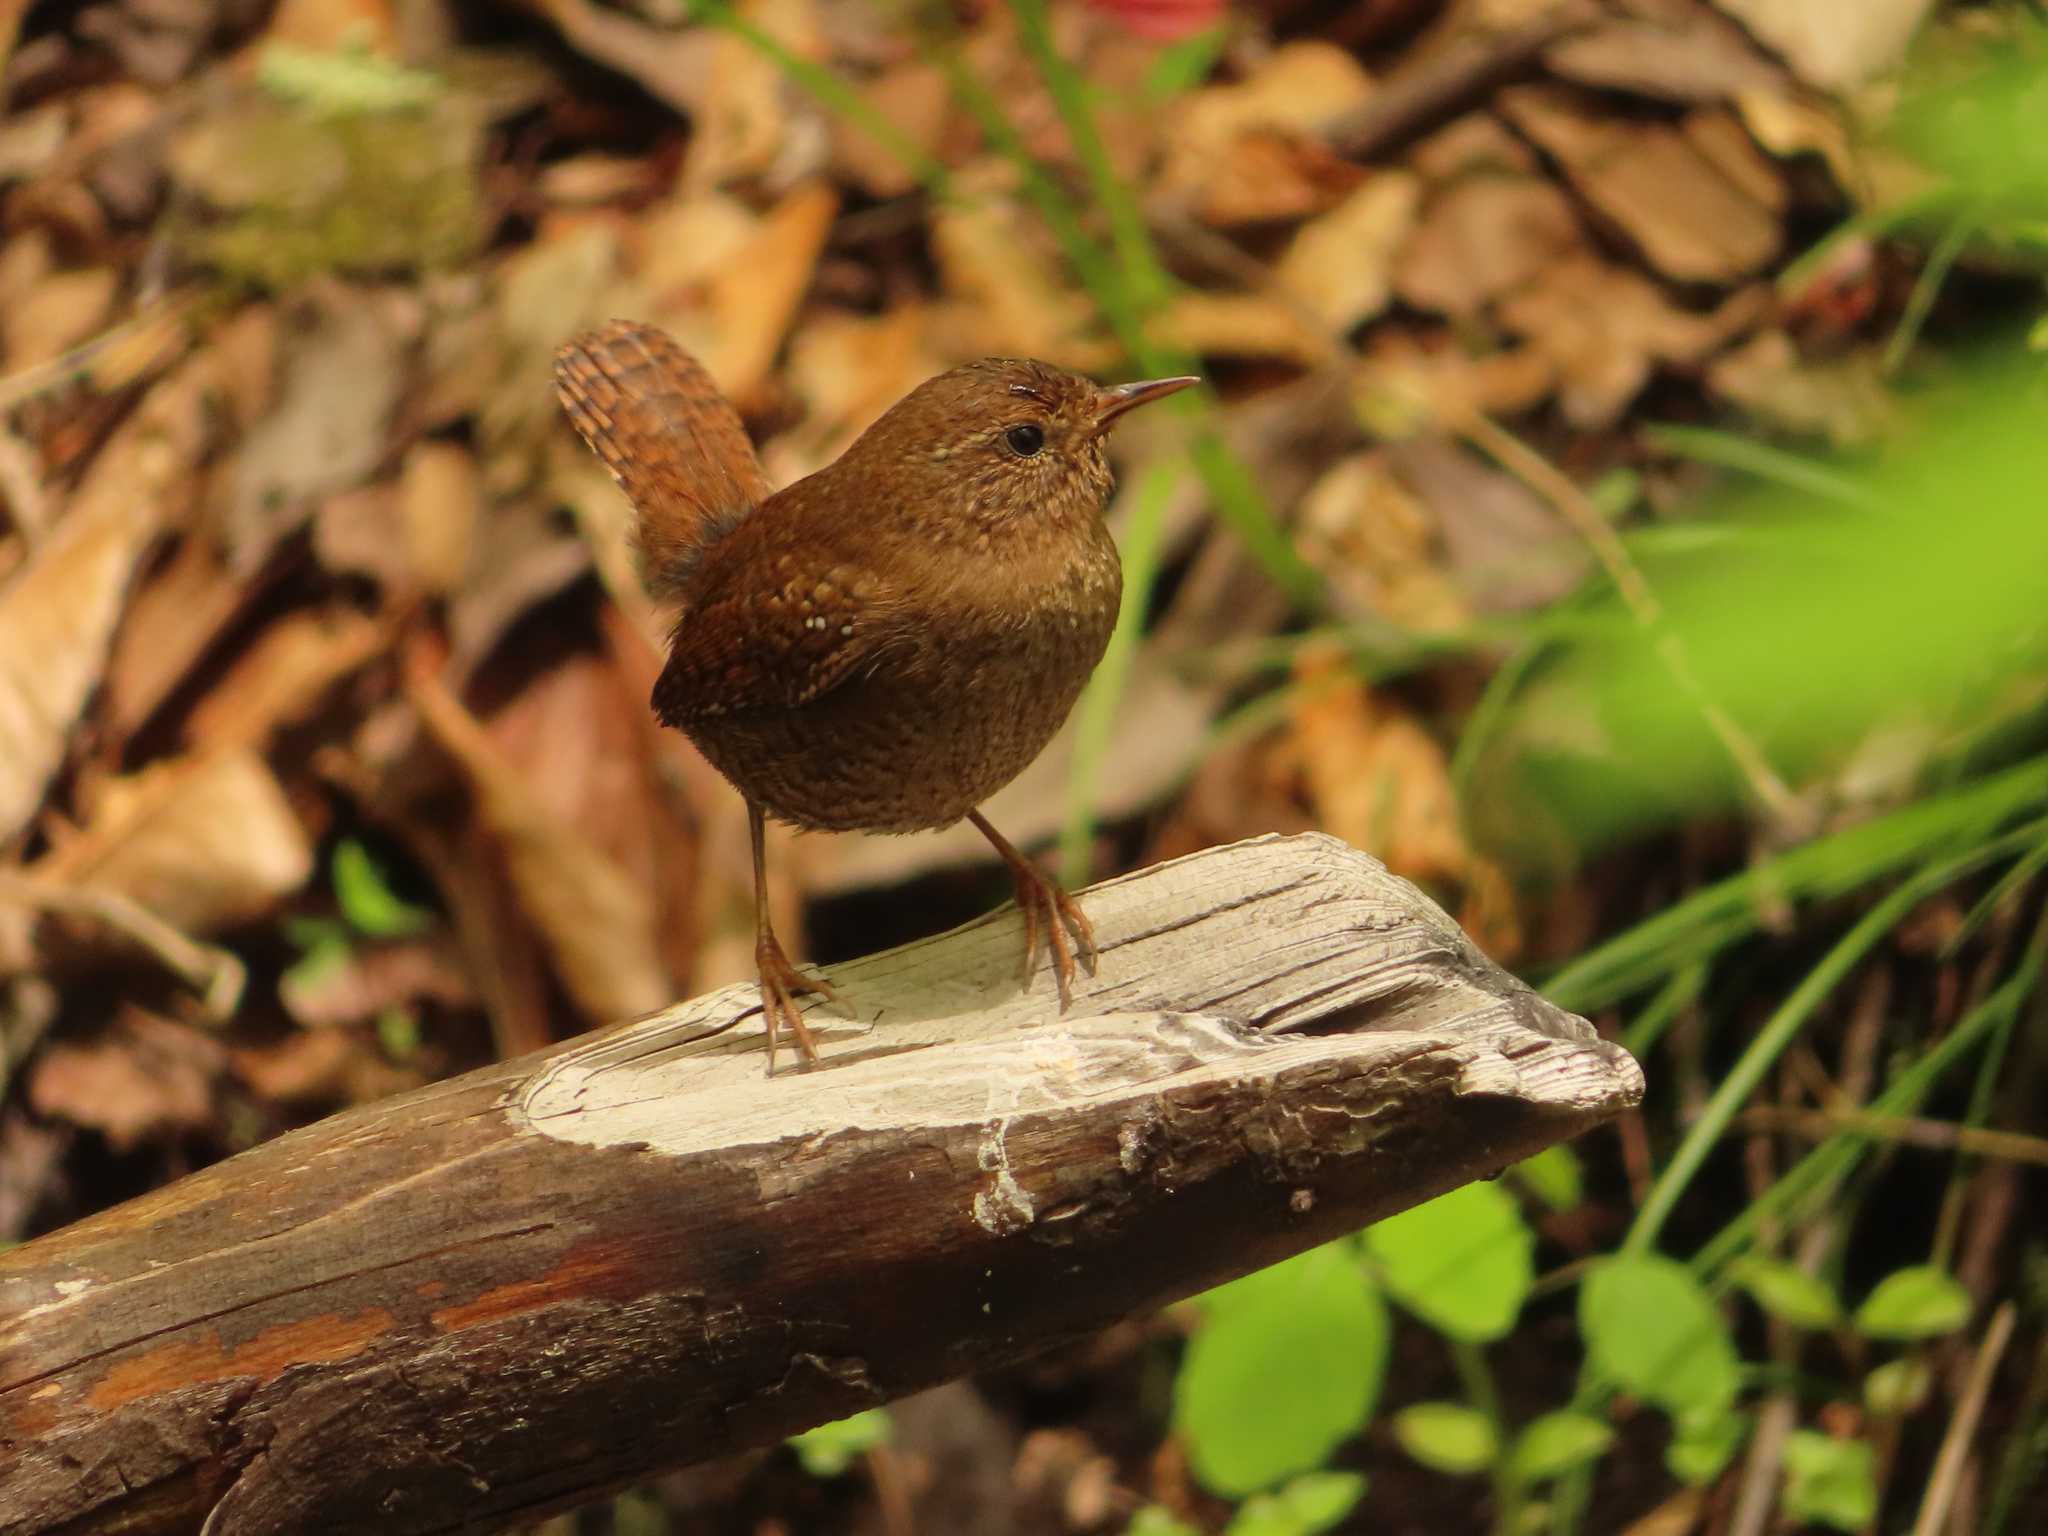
0;834;1641;1535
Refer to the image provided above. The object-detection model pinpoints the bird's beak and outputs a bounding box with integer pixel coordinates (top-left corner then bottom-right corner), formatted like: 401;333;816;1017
1089;374;1200;434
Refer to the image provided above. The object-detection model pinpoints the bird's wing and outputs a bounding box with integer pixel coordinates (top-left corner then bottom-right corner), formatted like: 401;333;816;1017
553;322;770;597
652;542;912;726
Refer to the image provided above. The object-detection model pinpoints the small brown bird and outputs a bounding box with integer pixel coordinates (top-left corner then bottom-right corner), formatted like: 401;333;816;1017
554;322;1195;1069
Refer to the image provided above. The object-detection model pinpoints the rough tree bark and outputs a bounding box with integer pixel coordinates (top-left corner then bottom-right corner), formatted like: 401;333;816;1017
0;834;1642;1535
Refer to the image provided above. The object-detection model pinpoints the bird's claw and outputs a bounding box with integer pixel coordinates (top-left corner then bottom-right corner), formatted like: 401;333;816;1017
756;936;840;1075
1011;864;1098;1010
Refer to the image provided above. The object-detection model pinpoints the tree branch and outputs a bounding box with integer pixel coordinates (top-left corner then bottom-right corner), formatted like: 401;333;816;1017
0;833;1641;1535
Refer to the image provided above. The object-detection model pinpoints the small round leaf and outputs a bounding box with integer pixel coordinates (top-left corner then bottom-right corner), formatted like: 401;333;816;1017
1782;1431;1878;1532
1580;1254;1739;1416
1730;1256;1844;1330
1506;1411;1615;1484
1392;1402;1499;1475
1366;1182;1534;1343
1177;1245;1389;1496
1853;1266;1971;1339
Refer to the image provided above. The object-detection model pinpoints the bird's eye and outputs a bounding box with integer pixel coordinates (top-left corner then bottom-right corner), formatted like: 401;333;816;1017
1004;423;1046;457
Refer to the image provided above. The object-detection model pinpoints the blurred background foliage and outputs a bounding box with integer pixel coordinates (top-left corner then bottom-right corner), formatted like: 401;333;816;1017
3;0;2047;1532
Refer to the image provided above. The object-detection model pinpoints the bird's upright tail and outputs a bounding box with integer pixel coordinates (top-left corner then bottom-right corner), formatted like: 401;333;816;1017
553;321;770;601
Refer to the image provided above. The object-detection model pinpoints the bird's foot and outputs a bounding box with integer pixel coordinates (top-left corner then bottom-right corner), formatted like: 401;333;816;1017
756;935;841;1074
1010;861;1099;1011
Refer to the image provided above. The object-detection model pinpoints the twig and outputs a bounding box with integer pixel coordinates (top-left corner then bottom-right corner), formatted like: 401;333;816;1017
1457;410;1805;830
1738;1107;2048;1168
0;872;246;1022
1326;2;1599;161
1913;1303;2018;1536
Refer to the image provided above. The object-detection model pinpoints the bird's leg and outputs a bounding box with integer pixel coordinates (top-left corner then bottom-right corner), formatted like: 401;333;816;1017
749;801;838;1072
966;809;1098;1009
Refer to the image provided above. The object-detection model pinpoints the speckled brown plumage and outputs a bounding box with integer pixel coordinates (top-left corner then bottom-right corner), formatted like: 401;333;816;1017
555;321;1195;1070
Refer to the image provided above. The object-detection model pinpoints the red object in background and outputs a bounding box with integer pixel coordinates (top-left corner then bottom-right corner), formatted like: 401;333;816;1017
1087;0;1226;40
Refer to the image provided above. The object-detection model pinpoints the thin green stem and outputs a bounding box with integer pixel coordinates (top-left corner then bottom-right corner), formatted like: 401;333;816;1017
1543;755;2048;1013
1623;827;2039;1257
1062;461;1181;885
1451;1339;1520;1536
1690;918;2045;1276
1011;0;1173;315
1885;211;1978;375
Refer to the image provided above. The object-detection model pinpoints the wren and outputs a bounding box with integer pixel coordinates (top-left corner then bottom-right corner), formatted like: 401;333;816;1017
554;322;1195;1070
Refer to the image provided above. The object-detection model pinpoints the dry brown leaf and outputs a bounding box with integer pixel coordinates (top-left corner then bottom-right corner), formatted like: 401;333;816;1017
314;484;407;589
1407;113;1540;183
771;305;945;483
227;286;407;561
1500;85;1782;284
407;661;669;1023
1155;42;1373;226
1353;328;1556;437
830;59;950;199
932;171;1112;367
230;1024;419;1107
1154;290;1335;370
1296;451;1470;632
29;1007;223;1151
4;267;118;372
485;652;664;902
1706;331;1898;448
682;0;828;192
1388;438;1588;614
1499;255;1768;427
690;179;840;408
397;440;481;597
101;531;254;742
1394;176;1581;318
1546;7;1788;102
445;496;594;684
1713;0;1937;91
1275;171;1421;335
532;0;718;119
1286;648;1468;887
539;153;656;207
1733;90;1865;195
183;608;385;752
0;347;213;841
35;749;313;935
486;221;633;495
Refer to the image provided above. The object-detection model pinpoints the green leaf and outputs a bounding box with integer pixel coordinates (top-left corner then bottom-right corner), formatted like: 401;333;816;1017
280;924;353;997
1730;1256;1844;1330
1224;1472;1368;1536
1854;1265;1972;1339
332;838;433;938
1272;1471;1366;1530
375;1006;420;1060
1128;1508;1201;1536
1510;1145;1584;1211
1782;1431;1878;1532
1177;1244;1389;1496
1580;1254;1739;1416
788;1407;891;1477
1864;1358;1932;1416
1392;1402;1498;1475
1665;1407;1748;1487
257;36;443;118
1506;1411;1615;1485
1365;1182;1534;1343
1143;26;1228;101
